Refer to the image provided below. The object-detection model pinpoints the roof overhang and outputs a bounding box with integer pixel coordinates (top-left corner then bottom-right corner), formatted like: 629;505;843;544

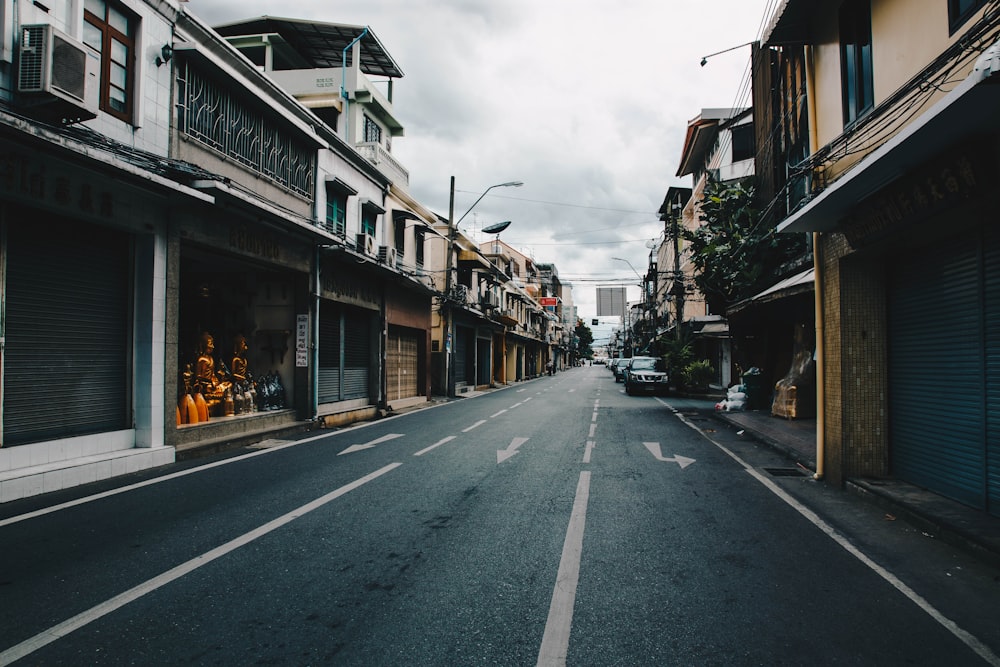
762;0;812;47
778;43;1000;234
212;17;404;78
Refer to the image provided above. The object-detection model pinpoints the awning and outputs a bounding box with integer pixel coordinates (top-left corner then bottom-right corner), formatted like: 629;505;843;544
694;321;730;338
728;268;814;316
778;41;1000;234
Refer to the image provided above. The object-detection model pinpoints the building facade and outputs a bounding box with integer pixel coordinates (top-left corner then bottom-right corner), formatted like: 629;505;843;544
762;0;1000;515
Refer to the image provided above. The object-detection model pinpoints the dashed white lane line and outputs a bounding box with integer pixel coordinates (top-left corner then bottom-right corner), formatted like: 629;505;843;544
413;436;457;457
491;409;508;418
582;441;595;464
0;463;403;667
463;420;487;432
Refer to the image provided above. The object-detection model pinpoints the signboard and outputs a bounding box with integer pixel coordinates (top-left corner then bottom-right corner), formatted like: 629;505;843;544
540;297;558;307
596;287;626;317
295;314;309;367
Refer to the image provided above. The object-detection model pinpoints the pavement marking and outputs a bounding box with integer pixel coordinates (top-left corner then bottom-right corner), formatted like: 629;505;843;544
413;436;457;457
681;414;1000;667
588;424;597;438
491;409;508;418
591;411;598;423
0;462;403;667
462;420;487;432
582;441;595;464
537;471;591;667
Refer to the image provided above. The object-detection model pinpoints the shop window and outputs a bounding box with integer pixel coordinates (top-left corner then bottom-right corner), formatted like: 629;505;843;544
840;0;874;127
83;0;136;123
394;217;405;252
949;0;987;33
730;123;755;163
326;187;348;236
361;206;378;237
363;115;382;144
415;228;425;267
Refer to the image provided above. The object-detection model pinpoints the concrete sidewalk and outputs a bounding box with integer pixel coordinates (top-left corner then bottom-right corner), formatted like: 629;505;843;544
711;407;1000;568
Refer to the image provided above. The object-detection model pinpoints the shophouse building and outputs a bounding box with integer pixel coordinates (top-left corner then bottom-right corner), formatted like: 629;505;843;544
760;0;1000;514
0;0;187;501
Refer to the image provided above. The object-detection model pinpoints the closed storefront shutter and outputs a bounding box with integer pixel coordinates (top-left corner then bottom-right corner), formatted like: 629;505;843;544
889;236;985;509
318;301;342;403
453;325;470;385
985;227;1000;517
387;328;419;402
343;308;371;400
4;217;130;445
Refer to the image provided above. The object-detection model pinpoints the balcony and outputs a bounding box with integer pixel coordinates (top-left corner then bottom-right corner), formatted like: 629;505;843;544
356;142;409;187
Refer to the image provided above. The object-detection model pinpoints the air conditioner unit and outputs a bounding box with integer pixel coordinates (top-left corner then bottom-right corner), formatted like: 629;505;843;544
355;233;376;257
18;24;98;124
378;246;398;266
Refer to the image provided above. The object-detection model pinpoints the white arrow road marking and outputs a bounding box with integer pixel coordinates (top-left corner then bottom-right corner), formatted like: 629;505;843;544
643;442;696;469
413;436;456;457
497;437;530;464
338;433;405;456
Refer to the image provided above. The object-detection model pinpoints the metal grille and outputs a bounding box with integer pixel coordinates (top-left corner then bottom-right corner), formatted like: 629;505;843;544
178;63;314;198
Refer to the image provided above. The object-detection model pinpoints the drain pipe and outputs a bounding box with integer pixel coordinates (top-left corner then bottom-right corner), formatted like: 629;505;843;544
813;232;825;480
341;27;369;145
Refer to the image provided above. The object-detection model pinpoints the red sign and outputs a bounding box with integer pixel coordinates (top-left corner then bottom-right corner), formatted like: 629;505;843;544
540;297;558;306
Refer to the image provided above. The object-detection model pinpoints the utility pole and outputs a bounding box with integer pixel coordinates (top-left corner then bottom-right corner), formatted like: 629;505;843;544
671;194;685;341
442;176;456;397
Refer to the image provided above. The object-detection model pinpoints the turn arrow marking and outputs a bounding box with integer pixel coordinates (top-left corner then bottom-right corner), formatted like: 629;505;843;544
643;442;696;469
338;433;405;456
497;437;529;464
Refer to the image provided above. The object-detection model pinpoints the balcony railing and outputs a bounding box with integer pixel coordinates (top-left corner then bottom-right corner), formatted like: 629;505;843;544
356;142;409;187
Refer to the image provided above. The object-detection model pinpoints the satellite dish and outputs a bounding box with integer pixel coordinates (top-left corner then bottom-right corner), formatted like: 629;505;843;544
645;239;658;249
482;220;512;235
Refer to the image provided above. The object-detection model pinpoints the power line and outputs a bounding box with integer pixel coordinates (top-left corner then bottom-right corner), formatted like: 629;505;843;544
454;189;655;215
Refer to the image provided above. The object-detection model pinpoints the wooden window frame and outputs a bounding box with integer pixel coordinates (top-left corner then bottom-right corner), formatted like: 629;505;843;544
83;0;136;123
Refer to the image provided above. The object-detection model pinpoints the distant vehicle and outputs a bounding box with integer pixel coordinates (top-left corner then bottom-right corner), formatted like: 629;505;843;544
594;357;607;365
611;357;631;382
623;356;669;395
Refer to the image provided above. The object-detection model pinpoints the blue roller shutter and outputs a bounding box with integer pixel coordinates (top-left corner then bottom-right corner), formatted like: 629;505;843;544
985;227;1000;517
889;235;985;509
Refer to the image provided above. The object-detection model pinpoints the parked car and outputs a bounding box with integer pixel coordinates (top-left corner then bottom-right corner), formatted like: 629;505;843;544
623;356;669;395
611;357;630;382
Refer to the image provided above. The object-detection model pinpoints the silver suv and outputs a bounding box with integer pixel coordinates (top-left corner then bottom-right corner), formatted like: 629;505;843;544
623;356;669;395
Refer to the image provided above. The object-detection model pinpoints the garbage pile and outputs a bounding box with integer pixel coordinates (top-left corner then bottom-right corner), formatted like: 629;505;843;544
716;384;748;412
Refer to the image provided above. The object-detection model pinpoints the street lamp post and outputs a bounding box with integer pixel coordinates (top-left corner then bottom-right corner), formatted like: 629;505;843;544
442;178;523;397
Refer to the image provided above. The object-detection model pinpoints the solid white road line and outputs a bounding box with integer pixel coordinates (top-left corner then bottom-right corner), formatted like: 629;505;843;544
0;463;402;666
672;407;1000;667
537;471;591;667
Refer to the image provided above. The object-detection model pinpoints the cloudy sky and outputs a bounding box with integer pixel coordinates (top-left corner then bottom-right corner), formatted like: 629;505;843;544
191;0;776;342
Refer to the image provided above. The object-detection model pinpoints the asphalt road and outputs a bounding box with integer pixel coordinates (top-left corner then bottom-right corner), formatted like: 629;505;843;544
1;366;999;665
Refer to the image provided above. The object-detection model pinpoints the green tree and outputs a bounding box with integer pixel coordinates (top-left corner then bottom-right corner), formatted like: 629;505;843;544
682;178;806;313
574;319;594;359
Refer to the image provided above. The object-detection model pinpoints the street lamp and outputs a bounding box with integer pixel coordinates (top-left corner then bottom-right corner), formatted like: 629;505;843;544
455;181;523;227
442;178;523;397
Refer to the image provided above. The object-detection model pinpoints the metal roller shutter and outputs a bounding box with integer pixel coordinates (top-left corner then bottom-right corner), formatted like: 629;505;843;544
343;308;371;400
318;301;342;403
4;219;130;445
985;227;1000;516
889;236;985;509
387;328;419;402
453;326;470;385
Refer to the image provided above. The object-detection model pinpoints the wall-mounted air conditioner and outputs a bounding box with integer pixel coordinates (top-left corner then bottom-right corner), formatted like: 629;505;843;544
18;24;97;124
378;246;398;266
355;233;376;257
